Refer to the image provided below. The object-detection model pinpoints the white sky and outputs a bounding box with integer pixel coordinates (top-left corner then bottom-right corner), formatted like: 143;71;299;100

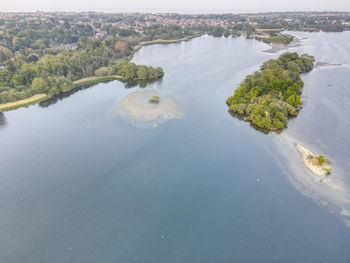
0;0;349;13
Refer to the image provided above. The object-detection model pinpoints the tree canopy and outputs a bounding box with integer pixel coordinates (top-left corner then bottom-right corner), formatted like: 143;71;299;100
226;52;315;132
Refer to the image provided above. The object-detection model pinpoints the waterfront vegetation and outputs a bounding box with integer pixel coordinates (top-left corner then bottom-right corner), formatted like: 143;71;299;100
253;34;294;45
226;52;315;131
149;95;160;104
0;34;164;106
0;11;347;110
73;76;122;88
0;93;48;112
317;155;326;166
0;18;179;107
114;61;164;81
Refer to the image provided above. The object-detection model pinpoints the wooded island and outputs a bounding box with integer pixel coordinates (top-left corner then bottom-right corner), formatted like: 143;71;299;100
226;52;315;131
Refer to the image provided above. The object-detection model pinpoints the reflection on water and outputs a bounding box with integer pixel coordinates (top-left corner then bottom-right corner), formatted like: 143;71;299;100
228;110;284;135
272;31;350;227
1;35;350;263
273;134;350;227
38;85;92;108
115;89;183;128
0;113;6;128
39;79;162;109
124;78;163;89
314;62;343;68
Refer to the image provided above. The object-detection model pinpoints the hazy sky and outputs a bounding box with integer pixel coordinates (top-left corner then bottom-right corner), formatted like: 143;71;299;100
1;0;350;13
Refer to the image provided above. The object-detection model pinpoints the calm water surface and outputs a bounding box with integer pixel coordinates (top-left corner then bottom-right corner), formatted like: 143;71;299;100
0;35;350;262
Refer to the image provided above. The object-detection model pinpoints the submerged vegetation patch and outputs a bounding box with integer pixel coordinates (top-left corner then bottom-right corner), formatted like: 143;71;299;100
115;90;183;128
226;52;315;132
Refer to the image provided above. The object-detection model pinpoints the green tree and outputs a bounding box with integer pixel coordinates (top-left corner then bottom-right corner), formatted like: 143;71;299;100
287;61;301;73
31;77;47;93
137;66;148;80
119;63;137;80
318;155;326;165
0;46;12;63
286;94;301;108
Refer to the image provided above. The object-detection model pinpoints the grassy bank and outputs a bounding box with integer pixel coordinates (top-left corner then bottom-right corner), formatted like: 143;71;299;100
0;76;122;112
0;94;48;112
256;28;284;32
140;37;192;45
134;35;198;50
0;71;162;112
254;34;294;45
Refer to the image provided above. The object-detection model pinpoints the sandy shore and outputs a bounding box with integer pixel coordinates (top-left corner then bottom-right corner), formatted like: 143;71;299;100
0;94;48;112
133;36;197;51
296;143;331;176
0;75;123;112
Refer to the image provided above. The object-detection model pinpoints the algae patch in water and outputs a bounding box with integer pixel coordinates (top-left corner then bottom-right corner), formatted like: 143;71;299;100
115;89;183;127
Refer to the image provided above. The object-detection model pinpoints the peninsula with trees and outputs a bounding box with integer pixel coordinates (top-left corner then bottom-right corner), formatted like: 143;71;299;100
226;52;315;131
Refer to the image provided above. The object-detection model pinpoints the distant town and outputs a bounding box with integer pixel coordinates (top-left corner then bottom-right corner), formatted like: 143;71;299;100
1;11;349;38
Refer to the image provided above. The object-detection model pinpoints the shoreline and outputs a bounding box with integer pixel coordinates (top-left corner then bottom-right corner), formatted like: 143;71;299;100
296;143;332;176
133;36;198;51
73;75;125;88
0;33;290;113
0;37;194;113
0;33;302;113
0;76;124;112
0;72;164;112
0;94;48;112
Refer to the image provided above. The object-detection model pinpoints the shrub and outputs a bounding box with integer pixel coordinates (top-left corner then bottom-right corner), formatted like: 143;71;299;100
318;155;326;165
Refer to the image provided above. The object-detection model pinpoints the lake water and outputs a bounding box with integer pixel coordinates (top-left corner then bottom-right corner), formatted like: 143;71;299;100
0;33;350;262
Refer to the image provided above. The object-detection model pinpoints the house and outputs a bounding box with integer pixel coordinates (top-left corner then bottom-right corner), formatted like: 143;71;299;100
51;44;78;52
94;30;107;39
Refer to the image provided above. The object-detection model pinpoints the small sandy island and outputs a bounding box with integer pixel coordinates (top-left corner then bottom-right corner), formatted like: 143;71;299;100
115;89;183;127
263;43;286;53
262;38;302;53
296;144;332;176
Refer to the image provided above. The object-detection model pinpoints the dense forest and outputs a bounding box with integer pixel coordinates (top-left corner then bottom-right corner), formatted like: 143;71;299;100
226;52;315;131
0;16;181;104
0;35;133;103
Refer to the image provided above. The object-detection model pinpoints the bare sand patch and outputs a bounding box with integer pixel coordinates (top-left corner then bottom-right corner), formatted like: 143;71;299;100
0;94;47;112
296;143;332;176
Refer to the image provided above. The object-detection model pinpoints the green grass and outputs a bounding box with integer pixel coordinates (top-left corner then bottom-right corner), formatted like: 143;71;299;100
0;75;123;112
0;94;48;112
255;34;294;45
134;35;199;50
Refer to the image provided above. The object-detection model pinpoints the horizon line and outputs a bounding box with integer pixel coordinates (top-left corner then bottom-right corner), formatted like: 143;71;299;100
1;10;350;15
